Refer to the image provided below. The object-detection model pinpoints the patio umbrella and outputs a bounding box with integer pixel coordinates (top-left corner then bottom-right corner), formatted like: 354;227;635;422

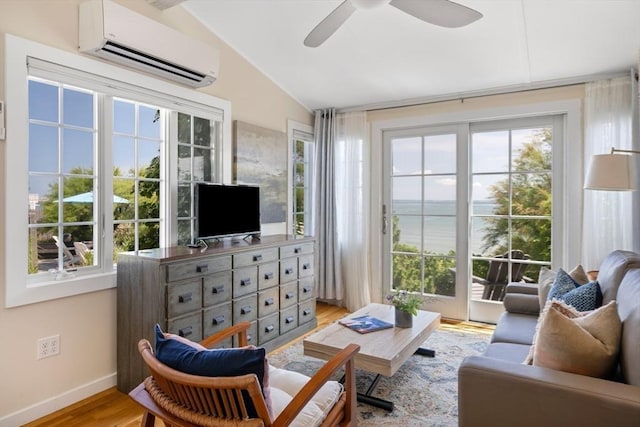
62;191;129;204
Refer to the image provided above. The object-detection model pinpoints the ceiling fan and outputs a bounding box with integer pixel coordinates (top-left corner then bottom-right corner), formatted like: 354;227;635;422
304;0;483;47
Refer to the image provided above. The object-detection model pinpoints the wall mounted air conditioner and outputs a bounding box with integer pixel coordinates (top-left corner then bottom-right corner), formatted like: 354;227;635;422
79;0;219;87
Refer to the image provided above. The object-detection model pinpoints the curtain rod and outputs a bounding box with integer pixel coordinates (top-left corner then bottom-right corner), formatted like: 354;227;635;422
337;70;635;113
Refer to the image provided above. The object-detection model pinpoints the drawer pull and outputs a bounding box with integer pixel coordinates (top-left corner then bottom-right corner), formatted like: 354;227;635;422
178;326;193;337
247;334;253;342
253;254;263;262
303;309;312;316
264;272;274;279
294;247;302;253
303;286;312;293
285;316;295;324
285;268;294;275
264;324;275;333
285;292;295;299
241;306;252;315
265;298;275;306
178;293;193;303
196;264;208;273
240;278;252;286
302;263;311;270
212;315;225;325
212;286;225;294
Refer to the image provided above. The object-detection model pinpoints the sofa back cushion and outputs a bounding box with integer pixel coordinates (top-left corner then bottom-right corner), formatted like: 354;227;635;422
597;250;640;304
616;268;640;386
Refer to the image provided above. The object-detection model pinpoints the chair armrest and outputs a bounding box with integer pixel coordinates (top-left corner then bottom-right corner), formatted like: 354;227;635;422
502;293;540;315
272;343;360;427
458;356;640;427
199;321;251;348
505;282;539;295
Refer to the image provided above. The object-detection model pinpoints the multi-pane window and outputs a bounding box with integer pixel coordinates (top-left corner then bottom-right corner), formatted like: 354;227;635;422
291;129;314;236
28;78;98;274
470;118;556;299
176;112;220;245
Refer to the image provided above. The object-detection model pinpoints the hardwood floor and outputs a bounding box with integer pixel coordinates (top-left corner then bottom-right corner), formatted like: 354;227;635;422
23;302;494;427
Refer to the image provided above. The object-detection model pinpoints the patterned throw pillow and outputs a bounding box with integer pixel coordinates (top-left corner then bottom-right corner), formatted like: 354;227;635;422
546;268;602;311
547;268;581;300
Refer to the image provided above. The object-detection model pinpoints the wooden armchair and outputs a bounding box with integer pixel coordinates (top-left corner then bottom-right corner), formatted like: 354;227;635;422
129;321;360;427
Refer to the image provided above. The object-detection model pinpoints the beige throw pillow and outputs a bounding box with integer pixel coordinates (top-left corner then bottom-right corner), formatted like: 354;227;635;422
528;300;621;378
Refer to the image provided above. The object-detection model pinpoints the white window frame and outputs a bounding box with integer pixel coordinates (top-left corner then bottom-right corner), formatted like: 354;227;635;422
286;119;314;236
5;34;231;307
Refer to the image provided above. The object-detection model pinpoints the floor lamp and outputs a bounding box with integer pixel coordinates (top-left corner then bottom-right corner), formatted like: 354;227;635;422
584;148;639;191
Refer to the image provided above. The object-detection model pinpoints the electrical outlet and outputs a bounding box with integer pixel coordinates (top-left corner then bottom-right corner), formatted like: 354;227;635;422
37;335;60;359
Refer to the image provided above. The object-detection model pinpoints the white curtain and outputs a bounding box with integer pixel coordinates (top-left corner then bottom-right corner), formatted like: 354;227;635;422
313;109;371;311
583;75;636;269
335;111;371;311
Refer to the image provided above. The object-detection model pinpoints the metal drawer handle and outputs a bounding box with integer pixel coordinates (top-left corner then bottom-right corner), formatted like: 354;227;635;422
264;324;275;333
212;286;225;294
285;316;295;324
196;264;208;273
253;254;263;262
178;326;193;337
264;272;274;279
285;268;294;275
265;298;275;306
285;292;295;299
302;263;311;270
241;306;252;315
294;247;302;253
178;292;193;303
303;309;311;316
212;315;225;325
241;278;252;286
303;286;312;293
247;334;253;342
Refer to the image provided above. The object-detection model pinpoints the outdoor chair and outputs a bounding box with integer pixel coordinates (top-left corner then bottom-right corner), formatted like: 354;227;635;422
129;321;360;427
473;250;531;301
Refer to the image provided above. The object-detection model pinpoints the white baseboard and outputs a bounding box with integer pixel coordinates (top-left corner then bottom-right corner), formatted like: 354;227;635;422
0;373;116;427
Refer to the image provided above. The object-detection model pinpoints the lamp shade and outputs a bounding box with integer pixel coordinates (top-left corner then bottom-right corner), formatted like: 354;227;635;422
584;154;637;191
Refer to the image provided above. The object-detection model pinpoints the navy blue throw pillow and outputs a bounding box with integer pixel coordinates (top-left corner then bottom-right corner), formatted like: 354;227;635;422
154;324;266;417
559;281;603;312
547;268;580;301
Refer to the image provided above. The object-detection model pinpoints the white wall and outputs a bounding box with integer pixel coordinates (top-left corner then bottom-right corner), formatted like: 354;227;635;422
0;1;311;424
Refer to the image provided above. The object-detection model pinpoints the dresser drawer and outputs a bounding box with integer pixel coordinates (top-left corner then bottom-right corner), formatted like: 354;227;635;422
298;277;315;302
280;242;314;259
258;287;280;318
280;282;298;309
167;279;202;318
258;262;279;290
234;248;278;268
166;255;231;282
233;266;258;298
258;313;280;345
280;305;298;334
167;312;202;342
202;272;232;307
202;302;232;337
298;300;316;325
280;259;298;284
234;320;258;347
298;254;314;278
233;294;258;323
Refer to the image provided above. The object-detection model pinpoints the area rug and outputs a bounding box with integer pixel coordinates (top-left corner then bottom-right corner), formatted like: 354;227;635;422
267;328;490;427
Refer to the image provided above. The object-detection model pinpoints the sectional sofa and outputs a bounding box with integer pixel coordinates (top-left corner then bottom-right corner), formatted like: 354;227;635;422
458;250;640;427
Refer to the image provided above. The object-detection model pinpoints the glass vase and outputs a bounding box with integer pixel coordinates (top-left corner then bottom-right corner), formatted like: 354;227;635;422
394;308;413;328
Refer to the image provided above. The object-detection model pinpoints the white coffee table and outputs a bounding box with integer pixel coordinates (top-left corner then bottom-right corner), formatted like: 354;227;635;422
303;302;441;410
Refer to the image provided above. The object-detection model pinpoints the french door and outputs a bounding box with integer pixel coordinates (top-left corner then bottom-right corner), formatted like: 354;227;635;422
382;115;563;322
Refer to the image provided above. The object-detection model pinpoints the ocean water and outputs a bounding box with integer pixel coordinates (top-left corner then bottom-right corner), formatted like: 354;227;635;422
392;200;496;255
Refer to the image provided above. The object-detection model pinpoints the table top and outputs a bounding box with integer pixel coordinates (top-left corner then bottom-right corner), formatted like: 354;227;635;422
303;302;441;377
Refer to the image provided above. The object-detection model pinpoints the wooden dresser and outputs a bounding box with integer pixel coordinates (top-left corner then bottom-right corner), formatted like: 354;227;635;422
116;234;317;393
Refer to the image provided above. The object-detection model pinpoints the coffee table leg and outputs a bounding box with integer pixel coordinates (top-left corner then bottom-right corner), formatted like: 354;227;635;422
358;374;394;412
415;347;435;357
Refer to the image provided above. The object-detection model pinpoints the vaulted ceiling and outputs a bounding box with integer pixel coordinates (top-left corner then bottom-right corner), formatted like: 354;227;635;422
176;0;640;111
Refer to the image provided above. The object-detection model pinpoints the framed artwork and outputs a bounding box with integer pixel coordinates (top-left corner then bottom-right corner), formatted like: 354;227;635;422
233;120;287;224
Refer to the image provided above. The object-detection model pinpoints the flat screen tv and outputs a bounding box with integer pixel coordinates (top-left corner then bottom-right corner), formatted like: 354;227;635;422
195;183;261;240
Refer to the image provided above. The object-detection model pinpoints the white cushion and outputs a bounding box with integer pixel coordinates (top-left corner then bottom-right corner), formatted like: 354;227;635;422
267;365;343;427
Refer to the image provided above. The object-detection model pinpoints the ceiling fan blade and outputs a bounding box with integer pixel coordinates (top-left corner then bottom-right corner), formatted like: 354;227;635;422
304;0;357;47
389;0;482;28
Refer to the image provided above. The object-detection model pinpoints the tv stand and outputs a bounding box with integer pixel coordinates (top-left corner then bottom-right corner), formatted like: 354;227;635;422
116;234;317;393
